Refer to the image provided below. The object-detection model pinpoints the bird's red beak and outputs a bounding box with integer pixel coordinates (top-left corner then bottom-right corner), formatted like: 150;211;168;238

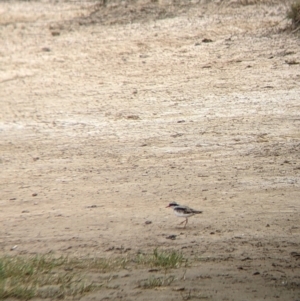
166;205;170;208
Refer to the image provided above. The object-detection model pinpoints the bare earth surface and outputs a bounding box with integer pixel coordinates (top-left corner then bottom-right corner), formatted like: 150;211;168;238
1;0;300;300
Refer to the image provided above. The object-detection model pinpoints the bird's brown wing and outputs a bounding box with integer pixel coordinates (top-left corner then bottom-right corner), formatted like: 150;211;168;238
176;205;202;214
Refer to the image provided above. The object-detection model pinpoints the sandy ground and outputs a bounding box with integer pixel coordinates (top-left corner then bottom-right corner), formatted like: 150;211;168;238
0;0;300;300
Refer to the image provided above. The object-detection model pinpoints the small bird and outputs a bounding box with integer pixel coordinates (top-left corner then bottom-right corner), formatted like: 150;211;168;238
166;202;202;228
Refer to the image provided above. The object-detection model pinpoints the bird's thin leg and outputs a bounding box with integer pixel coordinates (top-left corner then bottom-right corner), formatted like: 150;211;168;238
183;218;188;228
179;220;185;225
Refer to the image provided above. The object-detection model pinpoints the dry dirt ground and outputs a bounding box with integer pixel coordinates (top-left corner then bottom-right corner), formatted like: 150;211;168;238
1;0;300;300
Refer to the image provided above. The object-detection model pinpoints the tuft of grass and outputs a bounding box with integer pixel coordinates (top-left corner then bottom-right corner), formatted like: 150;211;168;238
0;249;187;299
138;275;175;289
0;255;112;300
287;0;300;30
135;248;187;269
66;256;128;272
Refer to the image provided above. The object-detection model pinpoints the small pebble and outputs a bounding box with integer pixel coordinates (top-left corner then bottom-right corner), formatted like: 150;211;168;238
51;31;60;36
173;287;185;291
166;235;177;240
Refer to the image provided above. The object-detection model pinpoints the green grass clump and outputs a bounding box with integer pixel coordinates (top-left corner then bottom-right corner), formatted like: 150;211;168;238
67;256;128;272
287;0;300;30
139;275;175;289
0;255;105;300
0;249;186;299
136;248;187;269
